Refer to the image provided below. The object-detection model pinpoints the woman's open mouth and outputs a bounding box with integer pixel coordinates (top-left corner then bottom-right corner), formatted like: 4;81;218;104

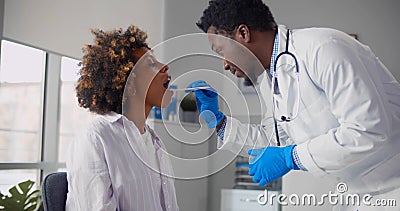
163;75;171;89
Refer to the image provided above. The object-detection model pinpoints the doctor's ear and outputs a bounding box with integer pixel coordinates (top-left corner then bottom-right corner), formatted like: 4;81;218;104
235;24;250;42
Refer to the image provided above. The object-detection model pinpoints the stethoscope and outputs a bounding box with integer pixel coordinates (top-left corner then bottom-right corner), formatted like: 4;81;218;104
271;29;301;146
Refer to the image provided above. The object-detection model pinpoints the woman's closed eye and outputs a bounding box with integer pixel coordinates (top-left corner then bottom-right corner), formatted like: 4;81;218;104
148;57;156;67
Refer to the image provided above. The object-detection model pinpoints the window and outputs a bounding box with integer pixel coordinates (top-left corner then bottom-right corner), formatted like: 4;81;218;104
0;169;38;193
0;40;45;193
0;40;94;194
58;57;95;162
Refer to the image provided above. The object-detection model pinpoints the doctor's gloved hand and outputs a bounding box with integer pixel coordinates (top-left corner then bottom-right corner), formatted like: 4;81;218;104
248;145;300;186
186;80;225;128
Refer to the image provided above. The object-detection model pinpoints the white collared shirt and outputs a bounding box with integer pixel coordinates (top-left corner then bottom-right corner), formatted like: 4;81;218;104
66;112;178;211
141;129;162;200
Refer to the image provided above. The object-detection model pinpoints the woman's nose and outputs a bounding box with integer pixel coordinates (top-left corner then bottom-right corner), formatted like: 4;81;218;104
223;60;230;70
160;63;169;73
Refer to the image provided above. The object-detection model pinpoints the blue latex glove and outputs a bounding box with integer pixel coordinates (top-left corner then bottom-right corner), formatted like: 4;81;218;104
186;80;225;128
248;145;299;186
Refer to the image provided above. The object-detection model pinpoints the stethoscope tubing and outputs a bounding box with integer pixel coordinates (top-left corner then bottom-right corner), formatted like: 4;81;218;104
271;29;301;145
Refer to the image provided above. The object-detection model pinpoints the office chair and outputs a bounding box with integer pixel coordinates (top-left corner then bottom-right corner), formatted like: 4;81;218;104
42;172;68;211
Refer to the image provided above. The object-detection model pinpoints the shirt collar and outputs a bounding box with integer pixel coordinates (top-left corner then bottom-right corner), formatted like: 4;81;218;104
255;70;266;86
101;112;162;149
101;111;123;123
269;28;280;77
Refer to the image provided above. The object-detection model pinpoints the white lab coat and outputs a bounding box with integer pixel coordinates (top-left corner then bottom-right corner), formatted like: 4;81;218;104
218;25;400;195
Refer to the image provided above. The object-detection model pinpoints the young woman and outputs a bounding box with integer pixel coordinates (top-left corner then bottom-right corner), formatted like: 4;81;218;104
66;25;178;211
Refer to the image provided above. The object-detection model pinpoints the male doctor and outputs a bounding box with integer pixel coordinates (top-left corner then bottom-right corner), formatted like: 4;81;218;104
188;0;400;210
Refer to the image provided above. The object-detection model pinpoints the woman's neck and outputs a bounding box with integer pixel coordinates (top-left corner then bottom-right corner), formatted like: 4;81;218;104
125;98;153;134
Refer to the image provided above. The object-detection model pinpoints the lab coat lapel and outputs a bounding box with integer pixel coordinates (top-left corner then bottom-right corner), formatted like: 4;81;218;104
274;26;299;120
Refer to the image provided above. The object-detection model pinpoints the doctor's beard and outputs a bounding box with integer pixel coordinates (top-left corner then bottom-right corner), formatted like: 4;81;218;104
243;72;258;87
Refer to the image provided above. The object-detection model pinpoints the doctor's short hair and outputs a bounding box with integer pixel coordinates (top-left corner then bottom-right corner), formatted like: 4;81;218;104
76;25;149;115
196;0;277;35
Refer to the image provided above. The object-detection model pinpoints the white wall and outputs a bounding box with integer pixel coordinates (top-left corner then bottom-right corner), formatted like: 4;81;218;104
0;1;4;43
266;0;400;81
162;0;209;40
3;0;164;59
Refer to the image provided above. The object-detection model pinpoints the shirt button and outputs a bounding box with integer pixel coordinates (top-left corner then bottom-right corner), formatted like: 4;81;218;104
167;205;171;209
163;182;166;185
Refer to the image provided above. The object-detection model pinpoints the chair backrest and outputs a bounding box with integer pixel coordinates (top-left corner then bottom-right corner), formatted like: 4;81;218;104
42;172;68;211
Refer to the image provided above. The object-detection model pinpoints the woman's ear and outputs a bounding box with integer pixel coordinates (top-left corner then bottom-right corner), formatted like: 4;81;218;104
235;24;251;43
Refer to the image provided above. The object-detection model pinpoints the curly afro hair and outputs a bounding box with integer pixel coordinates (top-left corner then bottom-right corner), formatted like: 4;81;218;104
76;25;149;115
197;0;277;35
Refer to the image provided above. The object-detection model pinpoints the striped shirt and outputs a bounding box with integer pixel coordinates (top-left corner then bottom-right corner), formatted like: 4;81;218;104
270;30;279;78
66;112;178;211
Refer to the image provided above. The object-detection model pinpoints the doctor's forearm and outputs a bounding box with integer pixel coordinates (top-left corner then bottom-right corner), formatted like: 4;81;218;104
295;125;388;176
216;116;227;140
217;116;278;156
216;115;226;131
